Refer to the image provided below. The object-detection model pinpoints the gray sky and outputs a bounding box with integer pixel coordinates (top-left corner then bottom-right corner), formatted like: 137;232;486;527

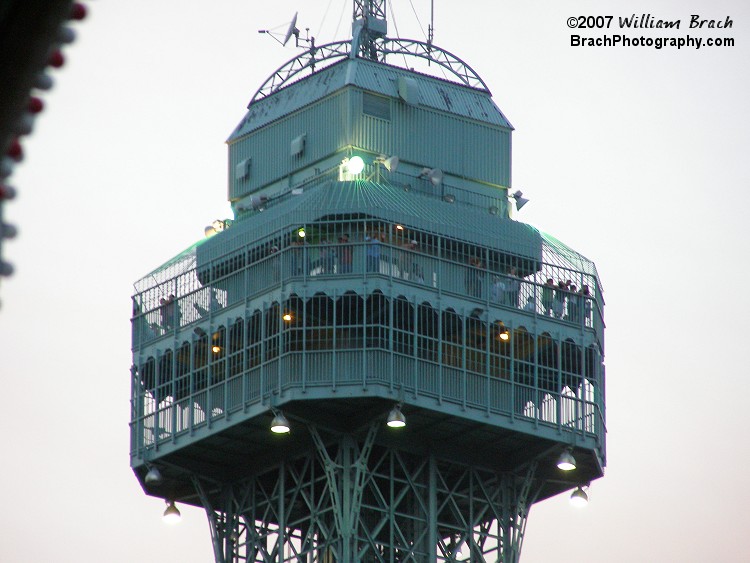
2;1;749;561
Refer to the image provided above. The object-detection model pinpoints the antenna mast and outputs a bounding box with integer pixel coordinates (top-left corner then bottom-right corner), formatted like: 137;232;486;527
428;0;434;47
351;0;387;60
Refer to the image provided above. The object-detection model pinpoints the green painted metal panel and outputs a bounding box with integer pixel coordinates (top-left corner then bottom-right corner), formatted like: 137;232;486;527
229;90;351;200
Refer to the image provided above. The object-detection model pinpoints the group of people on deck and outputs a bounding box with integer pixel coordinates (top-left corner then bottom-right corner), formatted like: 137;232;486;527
541;278;592;323
466;258;593;324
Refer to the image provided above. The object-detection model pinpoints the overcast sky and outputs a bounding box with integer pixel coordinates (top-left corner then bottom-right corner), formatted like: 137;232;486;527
2;1;749;561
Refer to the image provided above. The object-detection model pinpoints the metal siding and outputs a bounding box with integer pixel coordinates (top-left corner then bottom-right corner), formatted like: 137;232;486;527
230;90;351;199
346;89;511;186
390;103;510;186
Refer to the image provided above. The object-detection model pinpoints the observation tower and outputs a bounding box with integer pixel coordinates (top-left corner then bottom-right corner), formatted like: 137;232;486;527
130;2;606;561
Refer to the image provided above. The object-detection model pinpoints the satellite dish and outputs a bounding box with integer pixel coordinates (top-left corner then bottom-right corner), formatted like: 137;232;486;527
283;12;299;46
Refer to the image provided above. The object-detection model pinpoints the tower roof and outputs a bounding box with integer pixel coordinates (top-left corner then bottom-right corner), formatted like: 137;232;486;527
229;56;512;143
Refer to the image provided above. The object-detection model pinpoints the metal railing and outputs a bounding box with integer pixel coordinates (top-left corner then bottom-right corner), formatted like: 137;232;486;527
132;241;603;351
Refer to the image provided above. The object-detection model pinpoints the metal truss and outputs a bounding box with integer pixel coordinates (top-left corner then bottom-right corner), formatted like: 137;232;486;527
249;38;489;105
191;427;539;562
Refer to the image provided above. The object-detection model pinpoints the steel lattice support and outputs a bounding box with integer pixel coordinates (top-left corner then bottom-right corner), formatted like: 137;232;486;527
190;428;539;563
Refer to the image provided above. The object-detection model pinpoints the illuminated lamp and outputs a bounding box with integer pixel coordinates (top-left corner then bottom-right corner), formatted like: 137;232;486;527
270;411;291;434
163;500;181;524
386;405;406;428
347;155;365;175
570;486;588;508
556;449;576;471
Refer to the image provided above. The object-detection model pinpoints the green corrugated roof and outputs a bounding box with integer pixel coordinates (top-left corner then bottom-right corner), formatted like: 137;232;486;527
228;58;511;143
196;179;542;264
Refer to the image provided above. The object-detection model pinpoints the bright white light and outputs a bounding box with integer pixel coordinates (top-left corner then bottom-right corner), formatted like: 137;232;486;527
570;487;588;508
347;156;365;174
163;501;181;524
386;407;406;428
557;450;576;471
271;413;290;434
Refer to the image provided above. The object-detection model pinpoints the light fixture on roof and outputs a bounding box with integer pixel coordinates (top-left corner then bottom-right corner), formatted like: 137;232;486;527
204;219;231;238
556;449;576;471
570;485;589;508
419;167;443;186
375;154;399;172
346;156;365;174
442;194;455;203
386;405;406;428
163;500;182;524
270;410;291;434
509;189;529;211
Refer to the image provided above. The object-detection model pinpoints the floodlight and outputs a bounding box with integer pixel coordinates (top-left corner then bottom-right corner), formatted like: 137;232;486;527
144;467;163;486
347;156;365;175
386;405;406;428
510;190;529;211
163;500;181;524
270;411;291;434
556;449;576;471
570;486;588;508
420;167;443;186
375;154;399;172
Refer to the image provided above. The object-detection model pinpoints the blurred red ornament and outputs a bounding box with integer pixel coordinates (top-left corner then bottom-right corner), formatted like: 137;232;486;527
49;50;65;68
70;3;87;20
7;139;23;161
28;97;44;114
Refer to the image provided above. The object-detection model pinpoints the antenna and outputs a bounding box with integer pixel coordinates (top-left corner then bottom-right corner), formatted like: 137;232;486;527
428;0;435;47
283;12;299;46
258;12;309;48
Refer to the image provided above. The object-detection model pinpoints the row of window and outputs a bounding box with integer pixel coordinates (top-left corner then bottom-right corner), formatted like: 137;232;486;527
136;292;602;403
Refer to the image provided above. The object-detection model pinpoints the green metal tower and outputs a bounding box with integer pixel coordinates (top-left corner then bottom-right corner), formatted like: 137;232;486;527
130;2;606;561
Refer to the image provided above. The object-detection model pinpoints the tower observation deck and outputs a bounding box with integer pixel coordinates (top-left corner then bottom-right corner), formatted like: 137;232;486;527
130;2;606;561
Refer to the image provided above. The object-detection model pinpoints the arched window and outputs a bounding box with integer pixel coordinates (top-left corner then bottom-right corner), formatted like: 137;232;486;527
211;325;226;385
537;332;558;392
306;293;334;350
366;290;389;350
337;291;364;349
466;311;486;374
417;302;438;361
393;295;414;355
510;327;533;385
441;309;462;368
194;330;208;391
175;341;191;400
157;349;173;402
284;294;304;353
140;356;156;397
561;339;582;392
247;309;262;367
229;318;245;376
265;302;280;360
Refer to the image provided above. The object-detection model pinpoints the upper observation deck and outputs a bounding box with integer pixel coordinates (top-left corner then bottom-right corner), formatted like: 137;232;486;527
130;165;606;500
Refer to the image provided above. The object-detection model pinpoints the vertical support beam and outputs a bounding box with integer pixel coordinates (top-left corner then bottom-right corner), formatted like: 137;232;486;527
309;422;380;561
427;453;437;561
